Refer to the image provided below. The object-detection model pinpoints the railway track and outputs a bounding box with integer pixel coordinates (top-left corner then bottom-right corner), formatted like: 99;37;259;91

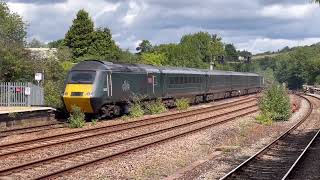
0;96;259;179
0;96;257;157
0;122;66;138
220;94;320;180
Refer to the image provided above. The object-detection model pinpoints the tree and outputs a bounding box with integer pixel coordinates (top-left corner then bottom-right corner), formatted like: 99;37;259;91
210;34;225;62
0;2;26;45
64;9;94;58
48;39;64;48
0;2;31;81
28;38;43;48
225;44;238;61
136;40;153;54
140;52;167;66
180;32;213;63
85;27;121;61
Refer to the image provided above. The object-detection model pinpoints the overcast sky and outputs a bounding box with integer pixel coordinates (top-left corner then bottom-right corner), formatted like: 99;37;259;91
5;0;320;54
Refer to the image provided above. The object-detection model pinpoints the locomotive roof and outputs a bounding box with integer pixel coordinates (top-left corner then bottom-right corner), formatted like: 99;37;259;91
71;60;260;76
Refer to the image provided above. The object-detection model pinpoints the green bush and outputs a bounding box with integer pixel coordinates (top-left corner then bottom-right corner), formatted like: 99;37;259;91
259;85;291;122
176;98;190;110
145;99;167;114
68;105;86;128
44;80;63;108
129;103;144;118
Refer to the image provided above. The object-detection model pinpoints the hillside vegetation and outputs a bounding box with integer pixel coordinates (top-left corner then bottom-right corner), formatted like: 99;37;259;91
253;43;320;89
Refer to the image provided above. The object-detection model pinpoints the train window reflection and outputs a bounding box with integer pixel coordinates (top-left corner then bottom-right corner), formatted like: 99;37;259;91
68;71;96;84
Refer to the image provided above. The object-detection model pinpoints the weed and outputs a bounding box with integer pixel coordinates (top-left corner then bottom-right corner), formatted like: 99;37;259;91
239;121;251;137
91;118;98;125
175;98;190;110
8;112;18;118
121;115;130;121
129;103;144;118
145;99;167;114
68;105;86;128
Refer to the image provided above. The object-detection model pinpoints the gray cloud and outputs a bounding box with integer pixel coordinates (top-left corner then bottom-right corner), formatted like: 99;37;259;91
5;0;320;53
5;0;67;4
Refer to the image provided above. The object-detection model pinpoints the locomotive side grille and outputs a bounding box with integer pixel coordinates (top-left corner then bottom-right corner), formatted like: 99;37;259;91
71;92;83;96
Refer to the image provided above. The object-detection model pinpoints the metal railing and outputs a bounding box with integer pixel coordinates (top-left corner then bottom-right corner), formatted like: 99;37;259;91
0;82;44;107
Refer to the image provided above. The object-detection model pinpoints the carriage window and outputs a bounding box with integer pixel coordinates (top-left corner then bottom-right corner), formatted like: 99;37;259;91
153;76;158;85
169;77;174;84
175;77;179;84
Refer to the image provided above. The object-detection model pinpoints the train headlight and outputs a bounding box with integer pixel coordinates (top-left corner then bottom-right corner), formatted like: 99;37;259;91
64;92;68;96
85;92;93;97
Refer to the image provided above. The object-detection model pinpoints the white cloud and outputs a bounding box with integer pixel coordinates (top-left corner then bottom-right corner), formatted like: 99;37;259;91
261;4;317;19
121;0;147;26
236;37;320;54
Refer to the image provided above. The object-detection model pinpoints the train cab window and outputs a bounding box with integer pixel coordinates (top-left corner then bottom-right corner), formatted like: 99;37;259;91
68;71;96;84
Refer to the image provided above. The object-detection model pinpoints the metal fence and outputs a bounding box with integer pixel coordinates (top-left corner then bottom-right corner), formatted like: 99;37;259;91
0;82;44;107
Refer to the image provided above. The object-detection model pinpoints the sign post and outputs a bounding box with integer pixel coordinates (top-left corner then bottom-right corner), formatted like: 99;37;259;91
35;73;42;86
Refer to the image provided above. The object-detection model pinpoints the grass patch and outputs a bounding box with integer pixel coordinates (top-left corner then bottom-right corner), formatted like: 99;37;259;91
145;99;167;115
68;105;85;128
175;98;190;110
256;113;273;125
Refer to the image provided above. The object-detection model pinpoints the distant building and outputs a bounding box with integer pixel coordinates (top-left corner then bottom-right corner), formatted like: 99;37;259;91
27;48;57;59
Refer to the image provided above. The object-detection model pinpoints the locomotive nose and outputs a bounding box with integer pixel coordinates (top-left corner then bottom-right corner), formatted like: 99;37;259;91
63;84;94;113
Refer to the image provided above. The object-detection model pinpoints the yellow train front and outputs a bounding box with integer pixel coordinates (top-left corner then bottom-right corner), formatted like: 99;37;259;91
62;60;115;118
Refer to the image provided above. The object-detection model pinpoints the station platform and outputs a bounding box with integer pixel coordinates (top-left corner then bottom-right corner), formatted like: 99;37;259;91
0;106;55;115
0;106;56;128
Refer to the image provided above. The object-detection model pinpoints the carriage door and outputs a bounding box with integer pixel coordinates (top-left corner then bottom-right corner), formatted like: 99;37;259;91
147;73;161;97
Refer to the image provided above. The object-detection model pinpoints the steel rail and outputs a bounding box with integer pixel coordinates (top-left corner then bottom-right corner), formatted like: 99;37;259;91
34;107;259;179
219;94;314;180
281;129;320;180
0;98;257;157
0;104;258;176
281;93;320;180
0;96;256;149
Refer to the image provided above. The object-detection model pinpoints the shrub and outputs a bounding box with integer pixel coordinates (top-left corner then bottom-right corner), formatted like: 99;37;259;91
145;99;167;114
44;80;63;108
68;105;86;128
259;85;291;122
176;98;190;110
129;103;144;118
